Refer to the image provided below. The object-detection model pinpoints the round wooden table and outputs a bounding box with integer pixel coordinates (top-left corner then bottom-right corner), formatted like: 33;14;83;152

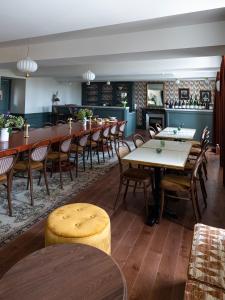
0;244;127;300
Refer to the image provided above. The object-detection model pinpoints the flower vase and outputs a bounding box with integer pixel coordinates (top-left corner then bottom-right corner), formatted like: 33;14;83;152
0;128;9;142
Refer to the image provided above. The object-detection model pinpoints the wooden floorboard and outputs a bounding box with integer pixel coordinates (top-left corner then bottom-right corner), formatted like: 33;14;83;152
0;148;225;300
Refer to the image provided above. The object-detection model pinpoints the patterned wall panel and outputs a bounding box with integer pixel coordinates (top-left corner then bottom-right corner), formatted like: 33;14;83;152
133;80;216;127
133;82;147;126
164;80;216;103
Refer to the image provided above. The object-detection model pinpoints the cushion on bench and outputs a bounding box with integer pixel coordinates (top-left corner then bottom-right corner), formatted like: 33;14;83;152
184;280;225;300
188;223;225;291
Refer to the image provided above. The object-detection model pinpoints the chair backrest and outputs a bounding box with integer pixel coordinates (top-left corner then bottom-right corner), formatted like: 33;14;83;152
0;149;18;176
102;126;110;138
148;126;156;139
92;129;101;142
30;140;50;162
110;124;117;135
191;151;204;182
43;122;54;128
56;120;66;125
119;121;127;133
79;134;89;147
133;134;145;148
115;141;131;173
60;136;72;153
155;123;162;132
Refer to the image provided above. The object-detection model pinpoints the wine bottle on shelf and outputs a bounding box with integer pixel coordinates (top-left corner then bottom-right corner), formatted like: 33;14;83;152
182;100;186;109
186;99;190;109
178;100;182;109
174;99;178;109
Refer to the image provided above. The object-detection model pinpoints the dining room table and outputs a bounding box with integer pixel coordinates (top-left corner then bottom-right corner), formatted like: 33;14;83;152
0;244;127;300
0;120;119;154
155;126;196;141
121;138;192;225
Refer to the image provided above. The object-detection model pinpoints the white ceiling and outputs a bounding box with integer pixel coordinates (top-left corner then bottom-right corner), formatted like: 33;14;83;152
0;1;224;80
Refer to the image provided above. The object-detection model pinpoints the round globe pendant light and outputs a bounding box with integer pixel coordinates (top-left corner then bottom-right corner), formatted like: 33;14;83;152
82;70;95;85
17;46;38;77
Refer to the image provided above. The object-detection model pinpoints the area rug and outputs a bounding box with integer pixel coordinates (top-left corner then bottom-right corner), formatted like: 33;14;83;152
0;153;119;247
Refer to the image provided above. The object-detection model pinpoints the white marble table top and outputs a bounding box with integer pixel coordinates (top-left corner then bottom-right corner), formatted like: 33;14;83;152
155;127;196;140
141;139;192;152
122;146;191;170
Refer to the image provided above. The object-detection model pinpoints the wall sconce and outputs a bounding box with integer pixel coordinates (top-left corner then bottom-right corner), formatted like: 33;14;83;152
0;90;3;101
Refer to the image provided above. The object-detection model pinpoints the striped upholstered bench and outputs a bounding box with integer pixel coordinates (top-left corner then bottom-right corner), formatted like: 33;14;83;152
184;223;225;300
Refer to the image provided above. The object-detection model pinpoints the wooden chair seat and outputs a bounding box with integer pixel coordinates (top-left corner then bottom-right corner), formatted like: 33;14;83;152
161;175;191;192
87;140;97;147
0;174;7;182
48;152;68;160
123;168;151;182
191;140;201;147
190;147;201;156
15;160;43;171
70;144;84;153
185;161;195;170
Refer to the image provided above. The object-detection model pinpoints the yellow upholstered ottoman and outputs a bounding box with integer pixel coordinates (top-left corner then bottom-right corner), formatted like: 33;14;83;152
45;203;111;255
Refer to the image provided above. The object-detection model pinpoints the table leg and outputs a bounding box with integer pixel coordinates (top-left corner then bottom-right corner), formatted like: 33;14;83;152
146;167;161;226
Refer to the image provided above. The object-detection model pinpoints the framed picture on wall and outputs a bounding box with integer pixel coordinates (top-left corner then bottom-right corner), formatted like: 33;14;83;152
200;90;211;103
179;88;189;100
146;83;163;107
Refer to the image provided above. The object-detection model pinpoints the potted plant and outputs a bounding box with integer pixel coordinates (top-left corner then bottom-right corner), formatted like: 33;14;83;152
76;108;93;123
0;114;25;141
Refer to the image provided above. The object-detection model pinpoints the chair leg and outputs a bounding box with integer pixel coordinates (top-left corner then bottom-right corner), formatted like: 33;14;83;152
69;168;73;181
59;161;63;189
26;176;30;190
82;149;86;171
114;179;123;210
133;182;137;195
122;180;129;209
90;146;93;169
191;190;200;223
143;182;148;217
28;169;34;206
38;171;42;186
110;140;114;157
159;190;165;223
7;176;13;217
43;167;50;196
96;146;100;164
102;143;105;163
75;151;78;177
202;159;208;180
199;170;207;208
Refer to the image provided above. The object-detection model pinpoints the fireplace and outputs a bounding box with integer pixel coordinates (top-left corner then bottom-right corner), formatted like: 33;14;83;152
143;108;165;130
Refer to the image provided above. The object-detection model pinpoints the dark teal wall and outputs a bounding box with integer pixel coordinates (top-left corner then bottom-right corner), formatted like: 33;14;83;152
0;78;11;113
166;110;213;141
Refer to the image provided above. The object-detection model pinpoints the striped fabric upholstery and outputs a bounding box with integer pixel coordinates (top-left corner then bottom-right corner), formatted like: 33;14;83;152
61;138;72;153
0;156;14;175
31;146;48;162
92;130;101;142
79;135;88;147
188;223;225;291
103;127;110;138
184;280;225;300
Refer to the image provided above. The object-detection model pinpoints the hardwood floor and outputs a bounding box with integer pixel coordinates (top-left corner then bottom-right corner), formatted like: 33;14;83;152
0;149;224;300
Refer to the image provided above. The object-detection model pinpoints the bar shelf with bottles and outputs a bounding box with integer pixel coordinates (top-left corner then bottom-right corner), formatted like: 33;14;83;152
164;95;213;111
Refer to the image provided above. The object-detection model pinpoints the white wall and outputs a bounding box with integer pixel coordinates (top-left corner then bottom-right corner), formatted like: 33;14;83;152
24;78;81;113
10;78;26;114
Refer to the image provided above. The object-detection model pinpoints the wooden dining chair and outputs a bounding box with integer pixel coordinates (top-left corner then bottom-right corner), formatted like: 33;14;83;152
14;140;50;206
155;123;162;132
0;149;18;216
118;121;127;141
87;129;102;168
160;152;204;223
191;126;208;148
70;133;89;177
113;141;152;216
148;126;156;139
99;126;111;162
132;133;146;148
109;123;118;156
47;135;73;189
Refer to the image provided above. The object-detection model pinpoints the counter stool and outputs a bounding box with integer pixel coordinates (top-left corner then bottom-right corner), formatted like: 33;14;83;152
45;203;111;255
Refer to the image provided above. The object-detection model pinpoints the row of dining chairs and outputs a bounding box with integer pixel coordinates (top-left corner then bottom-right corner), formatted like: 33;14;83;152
0;121;127;216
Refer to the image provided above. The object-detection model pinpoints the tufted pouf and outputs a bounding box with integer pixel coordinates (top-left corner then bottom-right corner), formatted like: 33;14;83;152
45;203;111;255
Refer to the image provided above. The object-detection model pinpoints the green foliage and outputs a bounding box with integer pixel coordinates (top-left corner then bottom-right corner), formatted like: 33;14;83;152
0;114;25;129
76;108;93;120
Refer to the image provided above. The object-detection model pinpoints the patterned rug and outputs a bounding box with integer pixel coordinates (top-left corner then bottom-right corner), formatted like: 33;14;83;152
0;153;119;247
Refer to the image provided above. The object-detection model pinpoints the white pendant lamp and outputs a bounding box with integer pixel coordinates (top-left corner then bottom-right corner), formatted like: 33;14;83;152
216;80;220;92
17;46;38;77
82;70;95;85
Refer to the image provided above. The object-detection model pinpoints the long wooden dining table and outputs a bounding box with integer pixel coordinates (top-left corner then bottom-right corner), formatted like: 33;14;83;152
0;121;116;154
